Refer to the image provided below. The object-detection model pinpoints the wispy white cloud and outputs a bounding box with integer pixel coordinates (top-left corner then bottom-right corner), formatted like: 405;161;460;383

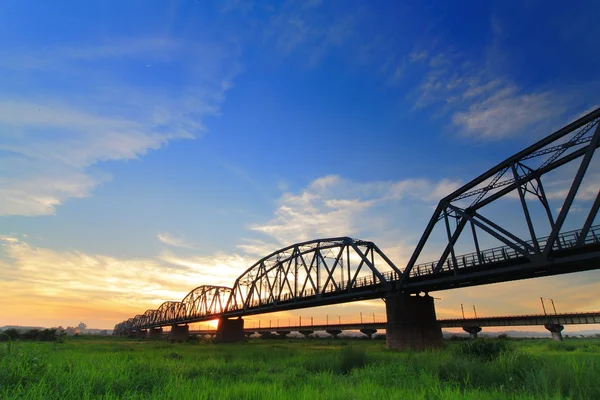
157;251;249;287
405;44;597;140
0;234;249;327
248;174;461;255
452;87;563;139
0;37;239;216
157;232;194;249
409;50;428;63
0;37;180;71
226;0;356;67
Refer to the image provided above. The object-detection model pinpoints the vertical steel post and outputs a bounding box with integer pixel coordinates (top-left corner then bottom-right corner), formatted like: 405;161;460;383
294;249;298;299
444;210;459;270
544;123;600;256
316;250;321;294
512;164;540;252
535;177;556;230
550;299;557;315
541;297;547;316
347;245;351;291
578;191;600;245
470;221;483;265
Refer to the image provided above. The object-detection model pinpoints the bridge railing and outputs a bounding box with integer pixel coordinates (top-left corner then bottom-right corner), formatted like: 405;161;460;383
235;274;387;310
409;225;600;277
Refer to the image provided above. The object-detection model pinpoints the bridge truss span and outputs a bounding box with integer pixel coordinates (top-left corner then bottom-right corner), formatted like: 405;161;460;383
224;237;402;316
402;108;600;291
114;107;600;340
178;285;233;324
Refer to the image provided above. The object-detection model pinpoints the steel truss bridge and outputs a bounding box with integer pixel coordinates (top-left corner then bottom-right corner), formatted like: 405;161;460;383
115;108;600;336
188;311;600;335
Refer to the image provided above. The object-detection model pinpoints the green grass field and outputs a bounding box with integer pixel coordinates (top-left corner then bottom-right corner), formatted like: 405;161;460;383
2;336;600;399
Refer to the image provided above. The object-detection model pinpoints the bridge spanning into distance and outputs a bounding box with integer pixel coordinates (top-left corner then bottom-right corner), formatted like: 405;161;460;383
185;311;600;342
115;107;600;350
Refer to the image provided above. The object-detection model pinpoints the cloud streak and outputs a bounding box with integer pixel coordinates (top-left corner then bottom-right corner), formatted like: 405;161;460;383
247;175;462;267
0;234;247;328
0;36;239;216
157;232;195;249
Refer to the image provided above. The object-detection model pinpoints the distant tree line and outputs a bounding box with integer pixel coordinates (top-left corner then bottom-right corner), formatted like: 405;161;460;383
1;328;65;342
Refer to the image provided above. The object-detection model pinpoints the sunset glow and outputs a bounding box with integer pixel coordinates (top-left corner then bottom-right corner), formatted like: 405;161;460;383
1;1;599;335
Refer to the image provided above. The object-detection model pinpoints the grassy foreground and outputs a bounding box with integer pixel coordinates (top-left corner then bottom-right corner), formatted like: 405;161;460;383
1;336;600;399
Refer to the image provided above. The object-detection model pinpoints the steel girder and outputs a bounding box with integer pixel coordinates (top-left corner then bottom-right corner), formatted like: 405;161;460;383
113;108;600;335
115;286;234;332
225;237;401;314
401;107;600;288
112;238;401;333
178;285;233;323
154;301;182;327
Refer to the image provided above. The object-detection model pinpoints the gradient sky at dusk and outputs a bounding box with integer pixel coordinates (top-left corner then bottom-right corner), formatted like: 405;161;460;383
1;0;599;330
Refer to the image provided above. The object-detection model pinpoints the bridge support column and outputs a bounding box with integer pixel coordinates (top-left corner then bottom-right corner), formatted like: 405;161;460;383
545;323;564;341
136;329;148;338
360;328;377;339
169;324;189;341
148;327;163;339
216;317;245;343
276;331;291;338
326;329;342;339
463;326;482;339
299;330;314;339
385;293;443;351
259;332;275;339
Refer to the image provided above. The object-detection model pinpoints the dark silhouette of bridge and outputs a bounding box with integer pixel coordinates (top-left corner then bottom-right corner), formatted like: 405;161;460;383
184;311;600;341
115;107;600;350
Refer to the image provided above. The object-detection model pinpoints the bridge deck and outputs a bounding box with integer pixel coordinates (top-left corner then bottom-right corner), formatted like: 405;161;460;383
188;311;600;334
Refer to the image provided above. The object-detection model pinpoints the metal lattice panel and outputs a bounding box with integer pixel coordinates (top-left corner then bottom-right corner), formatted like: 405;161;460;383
114;108;600;335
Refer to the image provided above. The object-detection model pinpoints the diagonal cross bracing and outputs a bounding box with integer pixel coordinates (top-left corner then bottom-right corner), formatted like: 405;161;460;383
115;108;600;335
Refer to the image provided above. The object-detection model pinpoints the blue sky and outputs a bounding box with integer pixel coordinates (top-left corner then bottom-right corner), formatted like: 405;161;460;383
1;0;599;329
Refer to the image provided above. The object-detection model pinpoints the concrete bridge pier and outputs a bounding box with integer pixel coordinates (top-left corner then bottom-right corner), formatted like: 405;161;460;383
463;326;482;339
276;331;291;338
360;328;377;339
385;293;443;351
216;317;245;343
148;327;163;339
299;330;314;339
326;329;342;338
545;323;564;341
169;324;189;341
136;329;148;338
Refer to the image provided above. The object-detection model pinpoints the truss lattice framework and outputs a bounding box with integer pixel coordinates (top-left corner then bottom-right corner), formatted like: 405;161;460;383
225;237;401;313
178;285;232;323
121;286;234;331
402;107;600;281
114;108;600;335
